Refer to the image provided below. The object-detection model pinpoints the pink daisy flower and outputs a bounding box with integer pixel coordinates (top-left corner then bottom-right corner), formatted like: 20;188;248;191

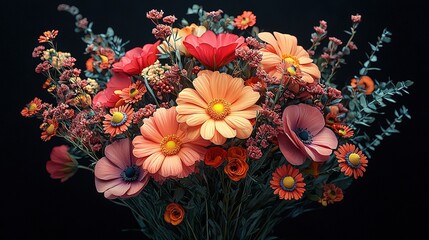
132;107;210;178
278;103;338;165
95;138;150;199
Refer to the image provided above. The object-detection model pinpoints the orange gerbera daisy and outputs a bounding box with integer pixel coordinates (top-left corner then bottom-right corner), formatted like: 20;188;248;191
21;97;43;117
335;143;368;179
270;164;306;200
351;75;375;95
176;70;261;145
132;107;210;178
115;81;147;104
40;119;59;141
103;104;134;137
234;11;256;30
258;32;320;83
331;124;354;138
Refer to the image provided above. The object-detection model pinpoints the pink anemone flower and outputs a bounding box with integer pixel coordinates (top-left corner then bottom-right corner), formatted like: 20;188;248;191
278;104;338;165
95;138;150;199
183;30;244;70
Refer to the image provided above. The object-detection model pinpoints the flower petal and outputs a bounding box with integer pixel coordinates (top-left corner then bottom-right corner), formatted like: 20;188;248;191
142;152;165;174
278;133;306;165
178;147;201;166
311;128;338;149
104;138;131;169
215;120;236;138
94;158;123;180
201;119;215;140
160;155;183;177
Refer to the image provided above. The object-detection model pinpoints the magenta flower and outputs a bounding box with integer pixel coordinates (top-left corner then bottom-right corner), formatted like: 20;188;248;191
92;72;131;108
112;41;160;75
46;145;78;182
95;138;150;199
183;30;244;70
278;104;338;165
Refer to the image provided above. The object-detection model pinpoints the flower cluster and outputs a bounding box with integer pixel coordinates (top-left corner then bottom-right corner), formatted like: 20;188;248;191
22;4;413;239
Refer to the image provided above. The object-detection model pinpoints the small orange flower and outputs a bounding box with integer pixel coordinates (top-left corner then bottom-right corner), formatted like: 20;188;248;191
224;158;249;181
350;75;375;95
40;119;59;141
304;161;323;178
335;143;368;179
325;112;339;127
103;104;134;137
42;78;53;89
245;76;267;93
204;147;227;168
319;183;344;206
86;57;95;72
21;97;43;117
331;124;354;138
115;81;147;104
270;164;306;200
164;203;185;225
227;146;247;161
38;30;59;43
234;11;256;30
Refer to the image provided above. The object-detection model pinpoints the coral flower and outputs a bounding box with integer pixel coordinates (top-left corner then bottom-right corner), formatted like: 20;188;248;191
224;158;249;181
21;97;42;117
319;183;344;206
132;107;210;178
38;29;58;43
40;119;59;141
176;70;261;145
103;104;134;137
115;80;147;104
335;143;368;179
183;31;244;70
112;41;160;75
164;203;185;225
227;146;247;161
331;124;354;138
204;147;227;168
95;138;150;199
351;75;375;95
270;164;306;200
46;145;78;182
158;23;207;56
258;32;320;83
234;11;256;30
278;104;338;165
93;72;132;108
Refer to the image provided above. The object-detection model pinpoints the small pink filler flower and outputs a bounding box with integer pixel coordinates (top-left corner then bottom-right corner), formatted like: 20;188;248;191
278;104;338;165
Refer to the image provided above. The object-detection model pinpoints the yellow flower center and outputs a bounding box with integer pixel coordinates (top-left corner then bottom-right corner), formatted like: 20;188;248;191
161;134;182;156
112;112;125;124
28;103;37;112
348;153;361;166
338;129;346;136
129;88;139;98
241;17;250;25
46;124;55;135
100;55;109;63
282;55;300;76
282;176;295;189
207;98;231;120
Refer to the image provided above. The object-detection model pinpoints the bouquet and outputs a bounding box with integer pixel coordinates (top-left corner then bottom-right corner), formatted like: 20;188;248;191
21;3;413;239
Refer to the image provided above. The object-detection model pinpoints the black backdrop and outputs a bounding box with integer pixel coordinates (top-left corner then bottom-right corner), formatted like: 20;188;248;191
3;0;428;239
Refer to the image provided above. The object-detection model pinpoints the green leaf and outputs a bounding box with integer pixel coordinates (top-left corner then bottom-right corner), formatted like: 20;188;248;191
370;55;378;62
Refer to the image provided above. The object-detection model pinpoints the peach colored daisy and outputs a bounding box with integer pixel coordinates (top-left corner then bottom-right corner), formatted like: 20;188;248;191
95;138;150;199
331;124;354;138
21;97;43;117
258;32;320;83
176;70;261;145
103;104;134;137
46;145;78;182
335;143;368;179
115;80;147;104
270;164;306;200
40;119;59;141
132;107;210;178
234;11;256;30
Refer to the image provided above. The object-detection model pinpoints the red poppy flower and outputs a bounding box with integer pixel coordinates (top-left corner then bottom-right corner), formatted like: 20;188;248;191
112;41;160;75
92;72;131;108
183;31;244;70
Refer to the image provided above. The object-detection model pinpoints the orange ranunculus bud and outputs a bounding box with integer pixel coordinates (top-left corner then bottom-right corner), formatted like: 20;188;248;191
164;203;185;226
227;146;247;161
224;158;249;181
204;147;227;168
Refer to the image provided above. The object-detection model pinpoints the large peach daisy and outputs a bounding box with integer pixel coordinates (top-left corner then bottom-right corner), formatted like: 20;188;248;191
132;107;210;178
176;70;261;145
258;32;320;83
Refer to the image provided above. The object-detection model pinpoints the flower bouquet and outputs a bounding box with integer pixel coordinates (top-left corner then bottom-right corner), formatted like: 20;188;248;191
22;3;413;239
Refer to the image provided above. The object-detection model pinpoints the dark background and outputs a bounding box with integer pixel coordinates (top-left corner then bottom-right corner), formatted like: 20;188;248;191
3;0;427;239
